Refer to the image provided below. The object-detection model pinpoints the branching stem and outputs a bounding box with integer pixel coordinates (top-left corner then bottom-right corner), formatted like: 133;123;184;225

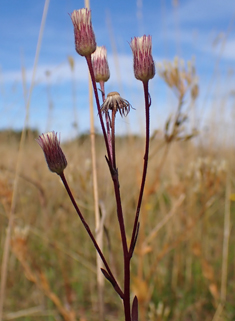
60;172;124;299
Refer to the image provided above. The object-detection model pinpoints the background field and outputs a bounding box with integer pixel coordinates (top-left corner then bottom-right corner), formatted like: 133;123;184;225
1;0;235;320
0;124;234;321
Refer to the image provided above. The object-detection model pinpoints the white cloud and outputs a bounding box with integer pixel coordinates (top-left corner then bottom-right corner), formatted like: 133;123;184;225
1;53;140;88
1;59;87;86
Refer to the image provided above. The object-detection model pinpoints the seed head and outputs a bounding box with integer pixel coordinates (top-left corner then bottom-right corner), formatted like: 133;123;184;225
157;57;199;100
36;131;67;175
71;8;96;57
101;92;132;117
130;35;155;82
91;46;110;82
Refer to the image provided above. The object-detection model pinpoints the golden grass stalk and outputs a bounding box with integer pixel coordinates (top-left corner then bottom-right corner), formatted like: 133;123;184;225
144;193;185;246
212;170;231;321
88;76;104;320
85;0;104;319
3;306;56;320
0;1;50;320
11;231;77;321
221;171;230;303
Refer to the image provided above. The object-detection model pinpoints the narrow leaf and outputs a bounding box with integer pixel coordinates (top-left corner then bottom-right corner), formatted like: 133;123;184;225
131;296;138;321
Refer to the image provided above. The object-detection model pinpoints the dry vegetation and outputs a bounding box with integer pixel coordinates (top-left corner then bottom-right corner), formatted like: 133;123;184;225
0;125;234;321
0;5;234;320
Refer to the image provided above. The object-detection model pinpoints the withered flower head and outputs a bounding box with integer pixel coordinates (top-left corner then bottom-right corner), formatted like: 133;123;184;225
130;35;155;82
36;131;67;175
101;92;132;117
71;8;96;57
156;57;199;100
91;46;110;82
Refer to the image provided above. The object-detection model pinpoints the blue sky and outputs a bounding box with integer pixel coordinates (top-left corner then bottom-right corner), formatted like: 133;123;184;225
0;0;235;141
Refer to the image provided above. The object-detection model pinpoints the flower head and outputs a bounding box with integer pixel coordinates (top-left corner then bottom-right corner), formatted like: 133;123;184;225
130;35;155;82
101;92;132;117
71;8;96;57
91;46;110;82
36;132;67;175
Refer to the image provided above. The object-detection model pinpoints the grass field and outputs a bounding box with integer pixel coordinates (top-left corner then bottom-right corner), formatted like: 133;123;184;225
1;1;235;320
0;125;234;321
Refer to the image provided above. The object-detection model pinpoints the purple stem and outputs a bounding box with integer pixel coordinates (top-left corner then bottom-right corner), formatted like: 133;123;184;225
99;81;106;103
112;173;130;321
129;80;150;256
99;81;113;163
111;109;117;169
85;56;113;167
59;171;123;299
86;56;130;321
110;108;131;321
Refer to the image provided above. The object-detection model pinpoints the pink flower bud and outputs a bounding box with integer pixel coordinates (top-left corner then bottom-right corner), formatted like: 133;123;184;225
91;46;110;82
36;132;67;175
71;8;96;57
130;35;155;82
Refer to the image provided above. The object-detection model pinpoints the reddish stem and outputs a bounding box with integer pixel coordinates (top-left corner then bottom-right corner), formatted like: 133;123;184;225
111;109;116;169
85;55;113;167
112;173;131;321
87;56;131;321
110;108;131;321
99;81;113;163
59;172;123;299
99;81;106;102
129;80;150;256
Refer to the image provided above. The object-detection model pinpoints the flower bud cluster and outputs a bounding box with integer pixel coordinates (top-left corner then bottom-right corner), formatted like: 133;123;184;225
37;12;157;173
71;9;156;86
